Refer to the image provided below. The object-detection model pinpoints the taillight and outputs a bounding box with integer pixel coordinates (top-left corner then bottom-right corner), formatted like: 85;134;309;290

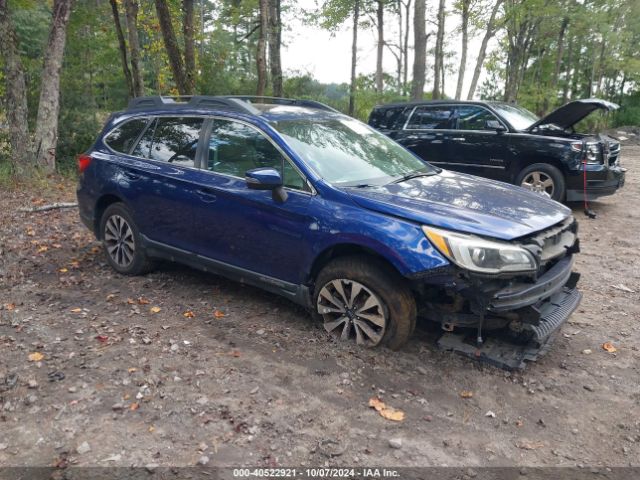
77;154;92;173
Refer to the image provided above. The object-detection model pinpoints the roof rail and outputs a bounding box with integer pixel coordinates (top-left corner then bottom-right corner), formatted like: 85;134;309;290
127;96;260;115
126;95;339;115
221;96;340;113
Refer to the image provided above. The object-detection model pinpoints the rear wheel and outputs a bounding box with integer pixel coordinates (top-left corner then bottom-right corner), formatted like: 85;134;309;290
516;163;565;201
313;256;416;350
100;203;155;275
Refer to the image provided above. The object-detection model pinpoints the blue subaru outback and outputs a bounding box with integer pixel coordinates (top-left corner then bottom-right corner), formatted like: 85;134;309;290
77;96;581;363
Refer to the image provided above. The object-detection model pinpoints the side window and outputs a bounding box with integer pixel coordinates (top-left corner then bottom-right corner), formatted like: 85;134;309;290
131;119;155;158
104;118;149;154
406;106;455;130
456;106;501;131
207;119;307;191
149;117;204;166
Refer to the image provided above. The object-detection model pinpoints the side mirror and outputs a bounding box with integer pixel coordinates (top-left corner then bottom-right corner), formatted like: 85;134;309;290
245;167;288;202
486;120;507;132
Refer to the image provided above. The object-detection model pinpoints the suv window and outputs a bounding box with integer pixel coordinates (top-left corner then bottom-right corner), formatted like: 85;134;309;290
207;119;307;191
149;117;204;166
456;106;501;131
104;118;149;154
406;106;455;130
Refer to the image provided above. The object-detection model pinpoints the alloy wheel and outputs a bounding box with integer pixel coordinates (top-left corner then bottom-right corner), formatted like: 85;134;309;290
316;279;387;347
104;214;135;268
521;171;555;197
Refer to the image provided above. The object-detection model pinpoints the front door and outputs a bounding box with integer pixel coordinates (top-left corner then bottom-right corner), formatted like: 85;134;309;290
190;118;313;284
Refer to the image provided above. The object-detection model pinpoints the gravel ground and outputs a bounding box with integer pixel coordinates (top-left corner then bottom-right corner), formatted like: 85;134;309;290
1;147;639;469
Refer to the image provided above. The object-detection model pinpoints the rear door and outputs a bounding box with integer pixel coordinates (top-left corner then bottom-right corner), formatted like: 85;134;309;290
447;105;511;181
393;105;455;165
189;117;313;284
114;116;205;251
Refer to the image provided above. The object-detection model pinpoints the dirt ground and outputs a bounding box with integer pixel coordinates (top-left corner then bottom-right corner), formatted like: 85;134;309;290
1;148;639;470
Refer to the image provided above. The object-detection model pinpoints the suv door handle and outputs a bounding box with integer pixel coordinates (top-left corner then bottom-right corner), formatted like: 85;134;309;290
451;137;466;142
196;188;217;203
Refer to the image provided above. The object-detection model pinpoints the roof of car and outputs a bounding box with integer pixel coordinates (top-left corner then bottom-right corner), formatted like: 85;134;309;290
125;96;341;121
373;99;511;109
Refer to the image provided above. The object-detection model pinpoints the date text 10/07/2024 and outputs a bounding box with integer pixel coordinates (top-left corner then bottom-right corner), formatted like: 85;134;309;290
232;468;401;478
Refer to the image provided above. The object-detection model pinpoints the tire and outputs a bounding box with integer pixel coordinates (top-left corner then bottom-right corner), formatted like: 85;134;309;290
99;203;155;275
516;163;566;202
313;255;416;350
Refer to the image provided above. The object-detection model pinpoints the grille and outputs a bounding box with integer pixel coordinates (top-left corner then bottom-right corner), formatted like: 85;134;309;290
522;216;577;265
608;141;621;166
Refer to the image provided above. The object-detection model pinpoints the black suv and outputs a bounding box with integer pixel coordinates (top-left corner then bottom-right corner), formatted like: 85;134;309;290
368;99;625;202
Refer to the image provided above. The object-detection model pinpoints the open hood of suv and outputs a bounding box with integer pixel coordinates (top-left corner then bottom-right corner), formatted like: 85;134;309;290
344;170;571;241
527;98;619;131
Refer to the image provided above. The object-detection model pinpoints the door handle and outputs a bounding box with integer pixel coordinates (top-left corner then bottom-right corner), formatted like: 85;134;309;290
451;137;466;142
196;188;217;202
123;171;141;181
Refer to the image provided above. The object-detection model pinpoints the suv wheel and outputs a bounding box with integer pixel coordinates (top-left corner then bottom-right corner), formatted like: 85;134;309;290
313;256;416;350
516;163;565;201
100;203;155;275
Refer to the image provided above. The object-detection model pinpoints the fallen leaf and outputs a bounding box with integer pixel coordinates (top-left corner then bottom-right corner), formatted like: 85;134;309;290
515;419;524;427
127;298;136;305
150;306;161;313
368;397;405;422
69;261;80;268
90;246;100;254
137;297;150;305
26;228;35;236
128;367;137;373
460;390;474;398
4;303;16;311
183;310;195;318
516;440;544;450
148;426;155;433
59;268;68;273
602;342;617;353
28;352;44;362
213;310;226;318
37;245;49;253
95;335;109;343
70;308;82;313
106;294;116;301
130;402;139;411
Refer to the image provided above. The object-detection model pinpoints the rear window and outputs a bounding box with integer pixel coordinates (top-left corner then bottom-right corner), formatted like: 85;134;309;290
406;106;455;130
104;118;149;154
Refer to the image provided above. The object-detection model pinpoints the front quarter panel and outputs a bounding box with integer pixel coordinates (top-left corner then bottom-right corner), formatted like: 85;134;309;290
304;194;450;281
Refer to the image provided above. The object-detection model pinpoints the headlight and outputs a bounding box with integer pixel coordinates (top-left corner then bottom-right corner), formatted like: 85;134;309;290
423;226;537;274
585;143;600;163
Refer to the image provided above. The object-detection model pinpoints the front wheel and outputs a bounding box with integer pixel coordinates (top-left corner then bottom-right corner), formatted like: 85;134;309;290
516;163;566;202
313;256;416;350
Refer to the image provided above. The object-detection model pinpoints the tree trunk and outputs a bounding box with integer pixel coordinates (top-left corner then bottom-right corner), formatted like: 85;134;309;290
467;0;502;99
455;0;470;100
256;0;268;96
33;0;73;172
543;16;568;112
432;0;445;99
410;0;425;100
348;0;360;115
182;0;196;94
561;33;574;103
124;0;144;96
375;0;384;94
403;0;411;96
109;0;134;98
0;0;31;174
268;0;283;96
154;0;188;94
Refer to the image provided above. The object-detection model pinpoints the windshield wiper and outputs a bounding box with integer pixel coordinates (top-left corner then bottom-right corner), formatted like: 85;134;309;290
390;171;437;184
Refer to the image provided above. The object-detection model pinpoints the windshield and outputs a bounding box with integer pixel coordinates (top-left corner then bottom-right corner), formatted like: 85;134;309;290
271;117;435;186
491;104;539;130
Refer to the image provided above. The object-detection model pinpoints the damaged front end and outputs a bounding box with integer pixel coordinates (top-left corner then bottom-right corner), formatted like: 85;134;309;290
416;216;581;370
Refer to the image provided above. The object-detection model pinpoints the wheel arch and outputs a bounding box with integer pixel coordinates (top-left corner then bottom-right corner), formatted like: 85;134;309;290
510;156;568;183
94;193;124;238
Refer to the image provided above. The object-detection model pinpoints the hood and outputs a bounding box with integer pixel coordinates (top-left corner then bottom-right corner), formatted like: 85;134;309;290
528;98;619;131
344;171;571;241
